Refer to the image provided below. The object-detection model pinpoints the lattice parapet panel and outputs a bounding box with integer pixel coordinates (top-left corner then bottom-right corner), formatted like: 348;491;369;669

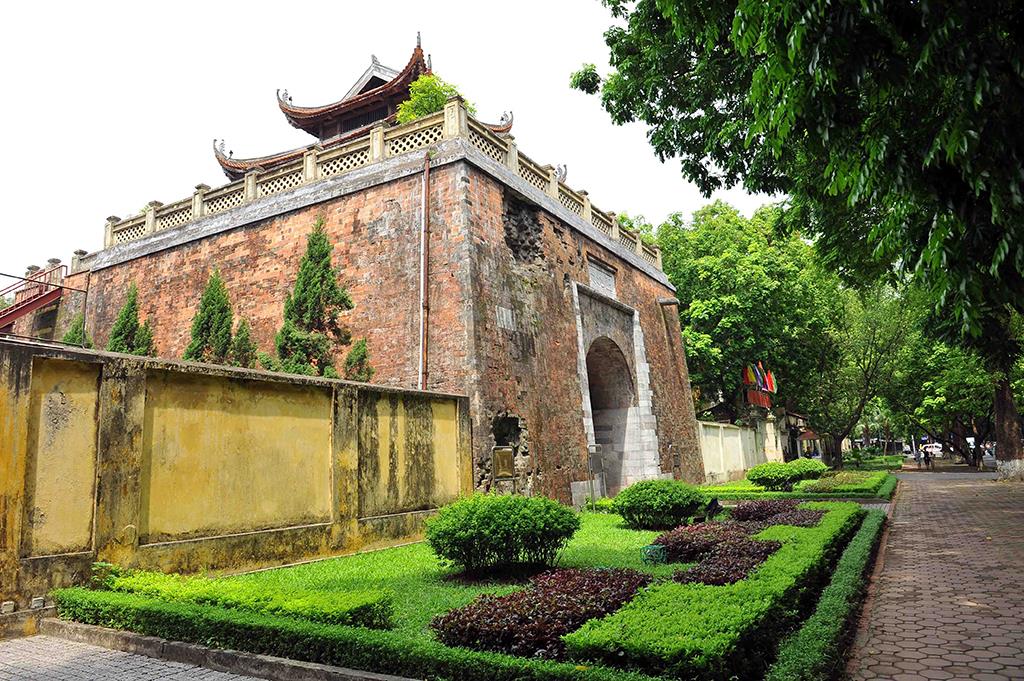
641;247;658;265
156;206;193;231
319;147;370;178
112;220;146;245
519;163;548;192
619;231;638;250
592;212;613;235
387;123;443;156
469;128;506;164
258;169;304;198
559;189;584;216
204;189;245;215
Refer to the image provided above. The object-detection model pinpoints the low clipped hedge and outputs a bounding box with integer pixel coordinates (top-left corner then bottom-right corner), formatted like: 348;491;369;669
564;502;865;679
612;479;706;530
765;510;886;681
425;494;580;574
106;569;391;629
52;588;661;681
703;472;897;500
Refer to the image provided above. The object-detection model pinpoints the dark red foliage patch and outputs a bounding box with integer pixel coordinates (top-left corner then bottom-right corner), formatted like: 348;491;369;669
430;568;652;659
674;537;782;585
652;522;750;563
730;499;800;521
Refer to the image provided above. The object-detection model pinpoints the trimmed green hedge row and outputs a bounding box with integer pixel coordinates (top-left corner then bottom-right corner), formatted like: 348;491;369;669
703;472;897;500
107;569;392;629
52;589;661;681
563;502;865;679
765;510;886;681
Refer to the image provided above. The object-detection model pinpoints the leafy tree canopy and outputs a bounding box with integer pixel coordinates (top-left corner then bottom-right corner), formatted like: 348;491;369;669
574;0;1024;335
396;74;476;124
659;200;842;422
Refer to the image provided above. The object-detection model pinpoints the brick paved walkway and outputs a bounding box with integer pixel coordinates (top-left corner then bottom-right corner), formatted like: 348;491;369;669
848;473;1024;680
0;635;256;680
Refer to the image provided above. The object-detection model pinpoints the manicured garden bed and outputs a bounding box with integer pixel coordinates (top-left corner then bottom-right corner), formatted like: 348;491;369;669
702;470;897;500
53;498;879;680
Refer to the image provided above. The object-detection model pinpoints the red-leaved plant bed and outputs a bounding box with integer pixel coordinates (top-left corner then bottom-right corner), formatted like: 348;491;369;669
674;536;782;585
430;568;652;659
729;499;800;521
652;522;750;563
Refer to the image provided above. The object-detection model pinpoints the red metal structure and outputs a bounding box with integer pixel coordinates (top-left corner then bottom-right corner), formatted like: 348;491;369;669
0;264;68;332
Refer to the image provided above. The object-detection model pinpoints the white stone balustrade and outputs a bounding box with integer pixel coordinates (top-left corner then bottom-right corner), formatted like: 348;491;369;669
104;99;663;270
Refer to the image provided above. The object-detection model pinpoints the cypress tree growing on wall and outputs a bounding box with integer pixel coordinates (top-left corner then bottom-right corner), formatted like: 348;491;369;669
271;219;356;377
344;338;375;382
106;284;155;356
62;313;93;348
231;318;257;369
183;270;234;364
133;320;156;357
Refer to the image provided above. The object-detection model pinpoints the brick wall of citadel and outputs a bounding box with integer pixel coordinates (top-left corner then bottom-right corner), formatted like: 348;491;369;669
67;161;701;502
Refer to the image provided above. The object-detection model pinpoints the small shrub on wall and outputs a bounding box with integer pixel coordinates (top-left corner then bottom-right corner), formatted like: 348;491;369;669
425;494;580;574
396;74;476;124
612;479;706;530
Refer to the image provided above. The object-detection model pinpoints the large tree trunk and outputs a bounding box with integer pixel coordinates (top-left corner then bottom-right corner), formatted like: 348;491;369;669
822;436;843;468
993;376;1024;480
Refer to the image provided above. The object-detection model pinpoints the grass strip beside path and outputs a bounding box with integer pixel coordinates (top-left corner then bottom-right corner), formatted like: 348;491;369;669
764;510;886;681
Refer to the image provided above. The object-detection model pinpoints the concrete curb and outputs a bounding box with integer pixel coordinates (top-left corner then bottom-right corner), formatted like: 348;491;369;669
40;619;420;681
0;606;57;640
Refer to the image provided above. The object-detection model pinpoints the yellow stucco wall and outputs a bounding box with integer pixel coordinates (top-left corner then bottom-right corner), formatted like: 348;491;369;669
139;370;334;542
22;359;99;557
1;340;470;604
358;396;461;518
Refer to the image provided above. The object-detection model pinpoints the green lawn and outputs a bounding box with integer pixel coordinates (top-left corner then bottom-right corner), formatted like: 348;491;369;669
227;512;674;640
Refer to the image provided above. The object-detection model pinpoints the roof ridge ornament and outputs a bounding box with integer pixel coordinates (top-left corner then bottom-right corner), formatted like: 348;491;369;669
499;111;513;126
556;164;568;182
371;54;379;65
417;31;421;48
213;139;234;159
277;89;292;105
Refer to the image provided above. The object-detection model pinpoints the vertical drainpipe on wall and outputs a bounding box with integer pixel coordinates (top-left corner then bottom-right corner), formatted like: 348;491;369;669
418;152;432;390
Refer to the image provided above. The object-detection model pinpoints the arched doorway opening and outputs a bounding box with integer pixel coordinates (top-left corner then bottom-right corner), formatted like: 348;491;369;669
586;337;636;495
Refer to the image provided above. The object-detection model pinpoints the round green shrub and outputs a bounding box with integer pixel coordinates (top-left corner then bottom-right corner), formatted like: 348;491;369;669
746;461;801;491
787;458;829;480
612;479;706;530
424;494;580;574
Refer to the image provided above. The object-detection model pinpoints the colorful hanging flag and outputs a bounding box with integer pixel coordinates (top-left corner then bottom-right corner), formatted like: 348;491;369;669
753;363;766;390
742;365;756;385
766;369;777;393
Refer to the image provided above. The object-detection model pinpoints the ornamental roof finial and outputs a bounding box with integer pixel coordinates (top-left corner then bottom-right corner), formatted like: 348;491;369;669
417;31;421;48
371;54;379;65
427;54;432;70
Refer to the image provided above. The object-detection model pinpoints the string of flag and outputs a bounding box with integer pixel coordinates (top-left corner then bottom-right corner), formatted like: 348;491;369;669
742;361;777;393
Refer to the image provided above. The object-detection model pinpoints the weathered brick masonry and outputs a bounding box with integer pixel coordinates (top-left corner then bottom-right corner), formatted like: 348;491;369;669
68;151;701;502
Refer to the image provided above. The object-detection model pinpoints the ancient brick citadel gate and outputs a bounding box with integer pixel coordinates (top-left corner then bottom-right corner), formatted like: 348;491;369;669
2;41;703;504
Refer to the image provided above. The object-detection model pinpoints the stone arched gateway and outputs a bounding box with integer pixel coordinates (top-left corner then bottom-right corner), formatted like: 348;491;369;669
585;336;637;493
573;283;662;497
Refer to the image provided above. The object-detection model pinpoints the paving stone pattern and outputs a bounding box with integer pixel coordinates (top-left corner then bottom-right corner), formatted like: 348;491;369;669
0;635;257;681
848;473;1024;680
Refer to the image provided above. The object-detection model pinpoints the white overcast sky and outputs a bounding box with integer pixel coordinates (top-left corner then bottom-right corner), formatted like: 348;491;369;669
0;0;769;279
